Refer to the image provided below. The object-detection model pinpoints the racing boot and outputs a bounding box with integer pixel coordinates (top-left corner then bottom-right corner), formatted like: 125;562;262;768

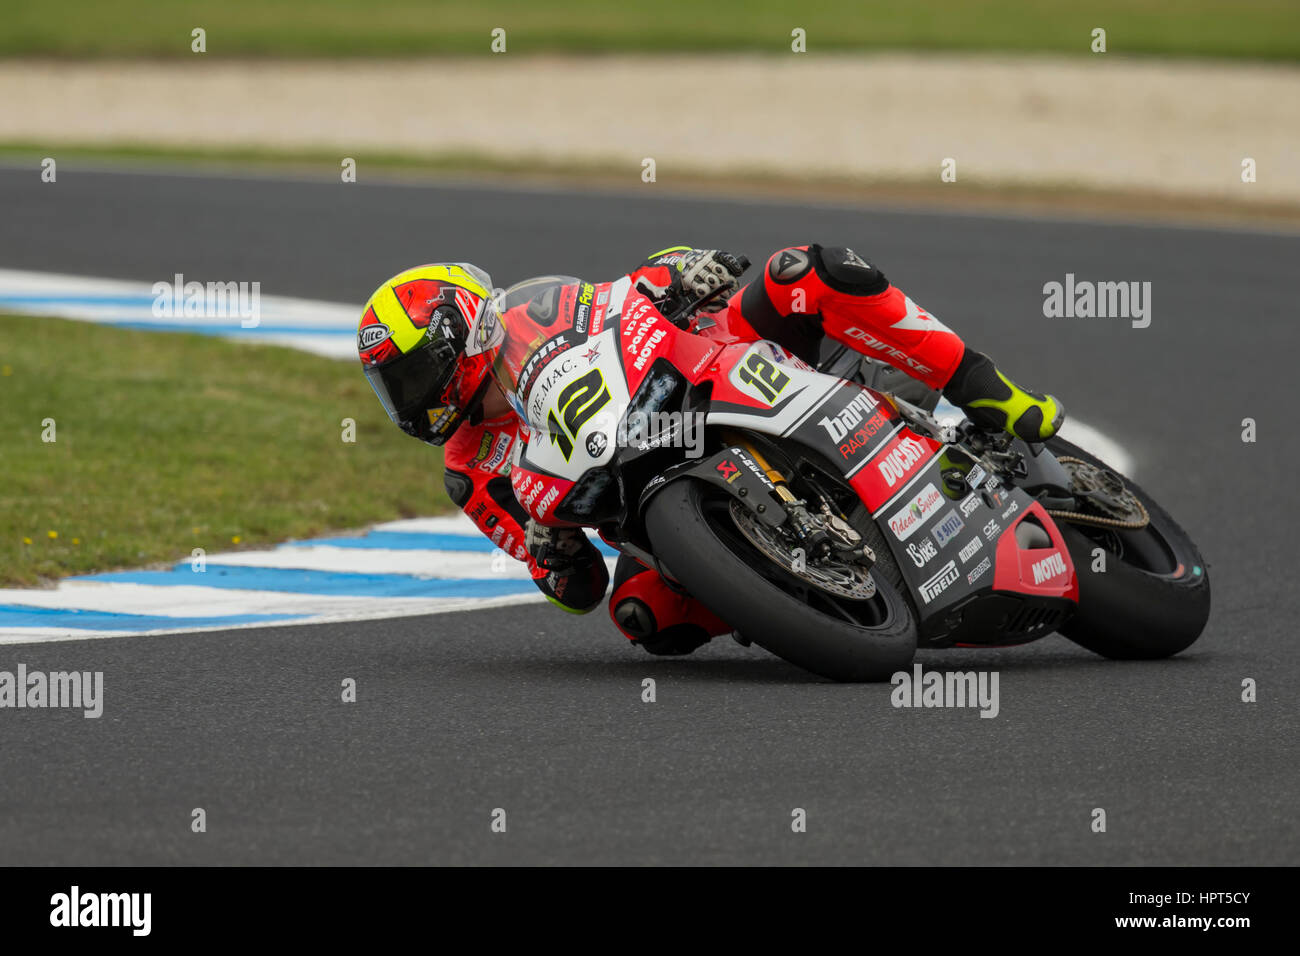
943;348;1064;443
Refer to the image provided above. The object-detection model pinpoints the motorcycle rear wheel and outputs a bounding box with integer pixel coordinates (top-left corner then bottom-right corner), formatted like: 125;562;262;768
1049;438;1211;660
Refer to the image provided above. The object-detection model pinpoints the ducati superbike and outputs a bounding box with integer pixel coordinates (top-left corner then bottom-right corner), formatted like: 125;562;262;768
484;273;1210;682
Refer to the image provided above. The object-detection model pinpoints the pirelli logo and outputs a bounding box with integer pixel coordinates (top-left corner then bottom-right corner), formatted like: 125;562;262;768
919;560;960;605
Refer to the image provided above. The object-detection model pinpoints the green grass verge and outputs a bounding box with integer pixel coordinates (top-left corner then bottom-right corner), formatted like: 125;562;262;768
6;0;1300;60
0;314;453;588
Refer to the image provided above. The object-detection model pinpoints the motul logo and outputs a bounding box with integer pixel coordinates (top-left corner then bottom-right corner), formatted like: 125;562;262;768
1031;552;1068;584
877;436;928;487
818;391;879;443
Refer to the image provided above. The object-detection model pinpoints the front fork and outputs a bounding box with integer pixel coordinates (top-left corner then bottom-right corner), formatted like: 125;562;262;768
723;431;872;565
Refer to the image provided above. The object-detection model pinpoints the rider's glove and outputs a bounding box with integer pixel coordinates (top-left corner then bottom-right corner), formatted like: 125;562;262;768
526;520;609;613
672;249;749;312
526;520;595;574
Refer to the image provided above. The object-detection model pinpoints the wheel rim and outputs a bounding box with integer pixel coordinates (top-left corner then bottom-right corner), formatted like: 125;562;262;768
696;491;897;629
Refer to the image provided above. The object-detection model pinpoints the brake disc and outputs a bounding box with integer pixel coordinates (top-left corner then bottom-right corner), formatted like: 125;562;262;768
728;500;877;600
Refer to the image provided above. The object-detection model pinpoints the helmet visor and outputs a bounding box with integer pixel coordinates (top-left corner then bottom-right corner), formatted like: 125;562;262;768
364;334;459;430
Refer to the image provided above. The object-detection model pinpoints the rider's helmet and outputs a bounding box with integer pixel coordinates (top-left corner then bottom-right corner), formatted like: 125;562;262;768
357;263;496;445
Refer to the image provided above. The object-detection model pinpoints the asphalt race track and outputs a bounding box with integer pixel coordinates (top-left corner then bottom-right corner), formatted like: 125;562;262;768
1;165;1296;865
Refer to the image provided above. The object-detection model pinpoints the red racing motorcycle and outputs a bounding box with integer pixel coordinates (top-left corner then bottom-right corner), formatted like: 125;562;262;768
482;273;1210;681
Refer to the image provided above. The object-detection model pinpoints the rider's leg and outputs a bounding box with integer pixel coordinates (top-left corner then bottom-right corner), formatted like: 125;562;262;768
731;244;1063;442
609;556;729;656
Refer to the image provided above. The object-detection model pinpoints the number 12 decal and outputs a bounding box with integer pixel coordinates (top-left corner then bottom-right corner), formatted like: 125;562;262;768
737;352;791;405
547;369;611;460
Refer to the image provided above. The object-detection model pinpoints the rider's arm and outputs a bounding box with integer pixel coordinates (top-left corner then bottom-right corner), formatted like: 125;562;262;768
443;419;609;613
442;416;533;566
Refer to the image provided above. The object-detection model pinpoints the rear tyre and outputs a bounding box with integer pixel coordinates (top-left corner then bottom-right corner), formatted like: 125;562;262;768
644;477;917;682
1048;438;1211;659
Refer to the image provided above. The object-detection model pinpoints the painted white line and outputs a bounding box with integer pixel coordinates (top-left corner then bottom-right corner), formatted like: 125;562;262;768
0;592;546;646
0;581;519;617
205;546;538;578
0;268;358;358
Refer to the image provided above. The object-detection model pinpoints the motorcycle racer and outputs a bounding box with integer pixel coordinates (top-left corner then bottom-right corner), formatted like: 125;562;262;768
357;247;1064;655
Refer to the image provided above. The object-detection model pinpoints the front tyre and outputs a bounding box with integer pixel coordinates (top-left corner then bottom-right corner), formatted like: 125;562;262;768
644;478;917;682
1049;438;1211;659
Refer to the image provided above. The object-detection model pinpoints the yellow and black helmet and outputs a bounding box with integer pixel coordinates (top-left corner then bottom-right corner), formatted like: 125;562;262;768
357;263;494;446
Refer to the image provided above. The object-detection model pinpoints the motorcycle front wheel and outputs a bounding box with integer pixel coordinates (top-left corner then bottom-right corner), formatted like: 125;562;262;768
644;476;917;682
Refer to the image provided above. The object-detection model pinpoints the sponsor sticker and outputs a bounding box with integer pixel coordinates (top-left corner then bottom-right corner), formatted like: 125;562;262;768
470;431;494;466
930;509;965;548
535;485;561;518
837;411;889;460
966;465;987;489
878;435;931;489
983;519;1001;542
966;556;992;585
483;433;513;472
959;492;981;518
888;482;944;542
574;282;595;334
906;537;939;569
1031;551;1068;585
919;560;960;604
818;391;880;443
957;537;982;564
357;322;391;350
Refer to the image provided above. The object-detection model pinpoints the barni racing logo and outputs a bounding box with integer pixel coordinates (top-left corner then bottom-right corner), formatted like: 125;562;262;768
888;482;943;542
1031;552;1068;585
818;390;879;443
919;560;960;604
878;435;930;489
837;411;889;460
